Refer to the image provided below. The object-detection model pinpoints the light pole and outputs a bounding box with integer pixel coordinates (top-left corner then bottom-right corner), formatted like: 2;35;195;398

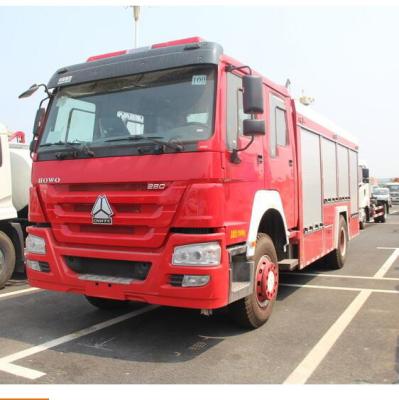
133;6;140;48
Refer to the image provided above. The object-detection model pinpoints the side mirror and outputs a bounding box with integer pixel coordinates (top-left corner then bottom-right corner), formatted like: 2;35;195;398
362;168;369;183
243;119;266;136
18;84;40;99
33;107;46;137
243;75;264;114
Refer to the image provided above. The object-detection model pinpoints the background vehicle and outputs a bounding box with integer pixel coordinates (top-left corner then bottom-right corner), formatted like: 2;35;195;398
371;187;391;213
359;164;386;228
23;37;359;328
383;182;399;204
0;122;31;288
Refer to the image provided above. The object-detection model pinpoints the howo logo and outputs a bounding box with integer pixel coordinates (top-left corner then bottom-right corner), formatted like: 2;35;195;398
91;195;114;225
38;177;61;184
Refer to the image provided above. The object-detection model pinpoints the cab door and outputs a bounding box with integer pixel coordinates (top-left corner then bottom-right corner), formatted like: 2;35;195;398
223;71;265;237
265;91;297;228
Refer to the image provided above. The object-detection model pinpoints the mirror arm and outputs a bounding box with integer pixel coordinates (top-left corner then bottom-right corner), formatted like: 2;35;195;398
39;95;50;109
37;83;51;98
225;64;252;75
230;135;255;164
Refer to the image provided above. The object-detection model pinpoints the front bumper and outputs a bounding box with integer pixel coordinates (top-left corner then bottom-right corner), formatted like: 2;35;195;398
26;226;229;310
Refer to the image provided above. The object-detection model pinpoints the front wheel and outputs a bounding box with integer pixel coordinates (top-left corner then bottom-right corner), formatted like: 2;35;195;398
359;212;366;230
327;216;348;269
229;233;279;329
85;296;130;310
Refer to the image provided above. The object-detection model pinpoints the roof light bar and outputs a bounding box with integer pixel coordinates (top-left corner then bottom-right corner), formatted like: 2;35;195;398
86;50;127;62
151;37;203;49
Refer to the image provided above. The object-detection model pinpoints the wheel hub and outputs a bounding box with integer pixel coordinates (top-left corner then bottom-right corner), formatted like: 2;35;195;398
256;255;278;304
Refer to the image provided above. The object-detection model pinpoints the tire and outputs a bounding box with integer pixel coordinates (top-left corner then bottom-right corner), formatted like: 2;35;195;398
365;207;370;223
0;231;16;289
327;216;348;269
359;213;366;230
85;296;130;310
229;233;279;329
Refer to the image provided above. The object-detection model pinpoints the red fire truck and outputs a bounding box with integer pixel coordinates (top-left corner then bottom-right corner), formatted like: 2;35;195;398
21;37;359;328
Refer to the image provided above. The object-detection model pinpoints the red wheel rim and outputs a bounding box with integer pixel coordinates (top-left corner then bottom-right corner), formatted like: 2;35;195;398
255;255;279;306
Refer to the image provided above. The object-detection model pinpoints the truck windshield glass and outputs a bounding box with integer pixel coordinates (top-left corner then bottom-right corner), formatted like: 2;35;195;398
373;188;389;195
39;66;215;153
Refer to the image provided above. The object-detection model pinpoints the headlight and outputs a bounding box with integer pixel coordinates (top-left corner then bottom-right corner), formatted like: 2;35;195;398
172;242;221;266
26;234;46;255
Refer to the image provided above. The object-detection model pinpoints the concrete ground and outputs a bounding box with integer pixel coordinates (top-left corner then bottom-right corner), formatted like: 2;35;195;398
0;207;398;384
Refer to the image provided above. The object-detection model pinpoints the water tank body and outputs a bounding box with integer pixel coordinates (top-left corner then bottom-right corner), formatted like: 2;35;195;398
9;143;31;211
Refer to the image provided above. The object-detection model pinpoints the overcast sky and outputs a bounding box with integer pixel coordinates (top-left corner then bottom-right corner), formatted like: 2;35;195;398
1;5;398;177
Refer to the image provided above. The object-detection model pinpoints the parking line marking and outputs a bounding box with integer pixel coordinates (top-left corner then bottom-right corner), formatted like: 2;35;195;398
374;248;399;278
0;361;45;380
281;272;399;281
0;304;158;380
284;290;371;384
280;283;399;294
0;287;40;299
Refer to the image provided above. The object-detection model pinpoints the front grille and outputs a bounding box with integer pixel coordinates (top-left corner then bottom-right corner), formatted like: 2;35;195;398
169;274;184;287
64;256;151;281
44;182;186;249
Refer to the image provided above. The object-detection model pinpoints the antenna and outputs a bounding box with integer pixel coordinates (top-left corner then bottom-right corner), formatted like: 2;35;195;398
132;5;140;48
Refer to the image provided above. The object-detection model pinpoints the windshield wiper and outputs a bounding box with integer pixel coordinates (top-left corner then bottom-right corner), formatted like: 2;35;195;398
103;136;183;152
40;141;95;159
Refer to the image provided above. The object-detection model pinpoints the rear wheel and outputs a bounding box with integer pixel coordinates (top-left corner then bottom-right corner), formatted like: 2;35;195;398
359;212;366;230
229;233;279;329
327;216;348;269
0;231;16;289
85;296;130;310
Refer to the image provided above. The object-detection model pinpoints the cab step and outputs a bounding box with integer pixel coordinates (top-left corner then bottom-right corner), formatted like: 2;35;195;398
278;259;299;271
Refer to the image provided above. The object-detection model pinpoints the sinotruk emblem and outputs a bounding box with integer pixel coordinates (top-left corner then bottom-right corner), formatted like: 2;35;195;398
91;195;114;225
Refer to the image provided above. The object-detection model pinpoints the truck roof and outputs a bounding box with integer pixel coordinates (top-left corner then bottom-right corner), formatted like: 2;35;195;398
294;100;359;146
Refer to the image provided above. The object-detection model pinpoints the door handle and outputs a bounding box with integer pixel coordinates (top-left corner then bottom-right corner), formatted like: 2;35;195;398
257;154;263;164
288;159;293;167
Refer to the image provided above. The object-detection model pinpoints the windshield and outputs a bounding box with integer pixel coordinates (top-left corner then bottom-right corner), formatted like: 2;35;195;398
373;188;389;195
387;185;399;192
39;65;216;158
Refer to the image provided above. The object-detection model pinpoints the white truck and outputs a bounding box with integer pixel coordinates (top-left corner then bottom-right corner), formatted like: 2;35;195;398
358;163;386;229
383;182;399;205
0;122;31;288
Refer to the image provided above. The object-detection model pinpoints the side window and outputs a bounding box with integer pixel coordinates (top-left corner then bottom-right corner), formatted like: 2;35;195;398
226;73;247;150
46;97;96;143
275;107;288;147
269;94;288;157
68;109;96;142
